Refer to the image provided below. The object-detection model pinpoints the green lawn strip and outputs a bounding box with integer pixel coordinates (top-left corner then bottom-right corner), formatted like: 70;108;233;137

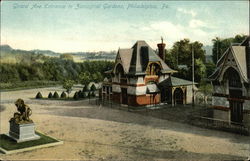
0;132;59;151
0;81;61;92
35;97;96;101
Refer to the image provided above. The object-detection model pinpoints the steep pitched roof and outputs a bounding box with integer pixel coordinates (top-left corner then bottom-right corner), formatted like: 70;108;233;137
116;49;133;73
240;36;250;46
114;40;176;75
231;46;248;81
208;67;220;80
209;36;250;82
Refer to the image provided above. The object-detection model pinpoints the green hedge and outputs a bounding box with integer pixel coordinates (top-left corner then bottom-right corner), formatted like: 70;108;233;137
48;92;53;98
36;92;43;99
60;91;67;98
53;91;59;99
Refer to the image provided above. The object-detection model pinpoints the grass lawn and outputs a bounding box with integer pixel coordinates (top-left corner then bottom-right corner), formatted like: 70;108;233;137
0;132;59;151
0;81;61;91
35;97;96;101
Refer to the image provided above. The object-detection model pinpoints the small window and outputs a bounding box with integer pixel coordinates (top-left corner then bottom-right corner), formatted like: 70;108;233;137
146;63;161;75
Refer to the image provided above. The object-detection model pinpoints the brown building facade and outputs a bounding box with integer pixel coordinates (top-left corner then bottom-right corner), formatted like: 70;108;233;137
101;40;196;107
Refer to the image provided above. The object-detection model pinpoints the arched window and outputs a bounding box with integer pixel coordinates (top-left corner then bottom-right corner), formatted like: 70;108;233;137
224;68;243;123
223;67;242;98
115;64;126;83
146;63;161;75
224;67;242;88
174;88;184;105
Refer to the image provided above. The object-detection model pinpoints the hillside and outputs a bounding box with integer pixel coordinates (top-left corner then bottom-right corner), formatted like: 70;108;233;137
0;45;116;62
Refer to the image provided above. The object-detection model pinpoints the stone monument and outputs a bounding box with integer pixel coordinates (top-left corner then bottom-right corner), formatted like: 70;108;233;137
7;99;40;143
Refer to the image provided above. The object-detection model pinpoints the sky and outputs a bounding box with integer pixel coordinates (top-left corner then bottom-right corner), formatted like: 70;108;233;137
1;1;249;52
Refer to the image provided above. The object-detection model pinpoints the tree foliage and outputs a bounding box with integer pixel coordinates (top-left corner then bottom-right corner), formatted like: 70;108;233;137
63;80;74;97
35;92;43;99
165;39;206;82
92;72;103;83
0;57;114;84
73;91;79;100
60;91;67;98
48;92;53;98
60;54;74;61
79;72;91;86
90;84;96;91
212;34;248;64
53;91;59;98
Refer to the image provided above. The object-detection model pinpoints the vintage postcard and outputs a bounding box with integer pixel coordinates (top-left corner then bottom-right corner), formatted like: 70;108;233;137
0;0;249;160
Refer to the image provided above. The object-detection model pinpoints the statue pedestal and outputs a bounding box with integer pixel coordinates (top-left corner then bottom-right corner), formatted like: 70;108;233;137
8;120;40;143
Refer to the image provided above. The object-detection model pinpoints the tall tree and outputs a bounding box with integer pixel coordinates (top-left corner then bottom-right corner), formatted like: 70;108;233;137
212;34;248;64
60;54;74;61
63;79;74;98
92;72;103;83
79;71;91;86
166;39;206;82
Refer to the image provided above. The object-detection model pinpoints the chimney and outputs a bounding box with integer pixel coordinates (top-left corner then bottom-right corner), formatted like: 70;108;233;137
157;37;166;61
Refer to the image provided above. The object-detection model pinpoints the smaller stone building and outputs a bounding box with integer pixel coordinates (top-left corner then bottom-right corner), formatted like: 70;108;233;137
158;76;197;105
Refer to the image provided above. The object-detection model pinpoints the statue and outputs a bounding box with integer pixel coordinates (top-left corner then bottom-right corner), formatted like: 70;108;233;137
10;99;33;124
8;98;40;142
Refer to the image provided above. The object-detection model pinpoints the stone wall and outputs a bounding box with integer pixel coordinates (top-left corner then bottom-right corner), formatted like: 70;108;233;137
213;84;228;94
213;109;230;121
244;100;250;110
128;76;144;84
212;96;229;107
243;113;250;128
186;85;193;104
127;86;147;95
127;94;160;106
112;84;121;93
112;92;121;103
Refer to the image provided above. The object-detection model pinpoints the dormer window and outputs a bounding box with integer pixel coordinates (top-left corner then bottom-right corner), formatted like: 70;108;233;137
115;63;127;83
146;62;161;75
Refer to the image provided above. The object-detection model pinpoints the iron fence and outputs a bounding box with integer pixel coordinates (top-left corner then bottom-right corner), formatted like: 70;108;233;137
189;110;250;136
91;97;250;136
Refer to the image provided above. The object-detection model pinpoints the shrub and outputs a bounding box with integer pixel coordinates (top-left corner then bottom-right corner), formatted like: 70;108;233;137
48;92;53;98
36;92;43;99
53;91;59;99
73;91;79;100
91;91;96;97
207;96;212;102
78;90;84;98
61;91;67;98
83;92;88;98
90;84;96;91
82;85;88;92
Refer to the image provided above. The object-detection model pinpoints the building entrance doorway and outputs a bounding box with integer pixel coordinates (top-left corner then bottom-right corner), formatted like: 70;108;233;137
121;88;127;104
174;88;183;105
230;101;243;123
225;67;243;123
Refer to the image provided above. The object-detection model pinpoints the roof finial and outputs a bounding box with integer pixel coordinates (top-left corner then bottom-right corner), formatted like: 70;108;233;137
161;36;163;44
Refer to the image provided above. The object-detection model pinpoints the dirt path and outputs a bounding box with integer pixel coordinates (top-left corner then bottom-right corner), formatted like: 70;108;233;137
0;87;249;160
